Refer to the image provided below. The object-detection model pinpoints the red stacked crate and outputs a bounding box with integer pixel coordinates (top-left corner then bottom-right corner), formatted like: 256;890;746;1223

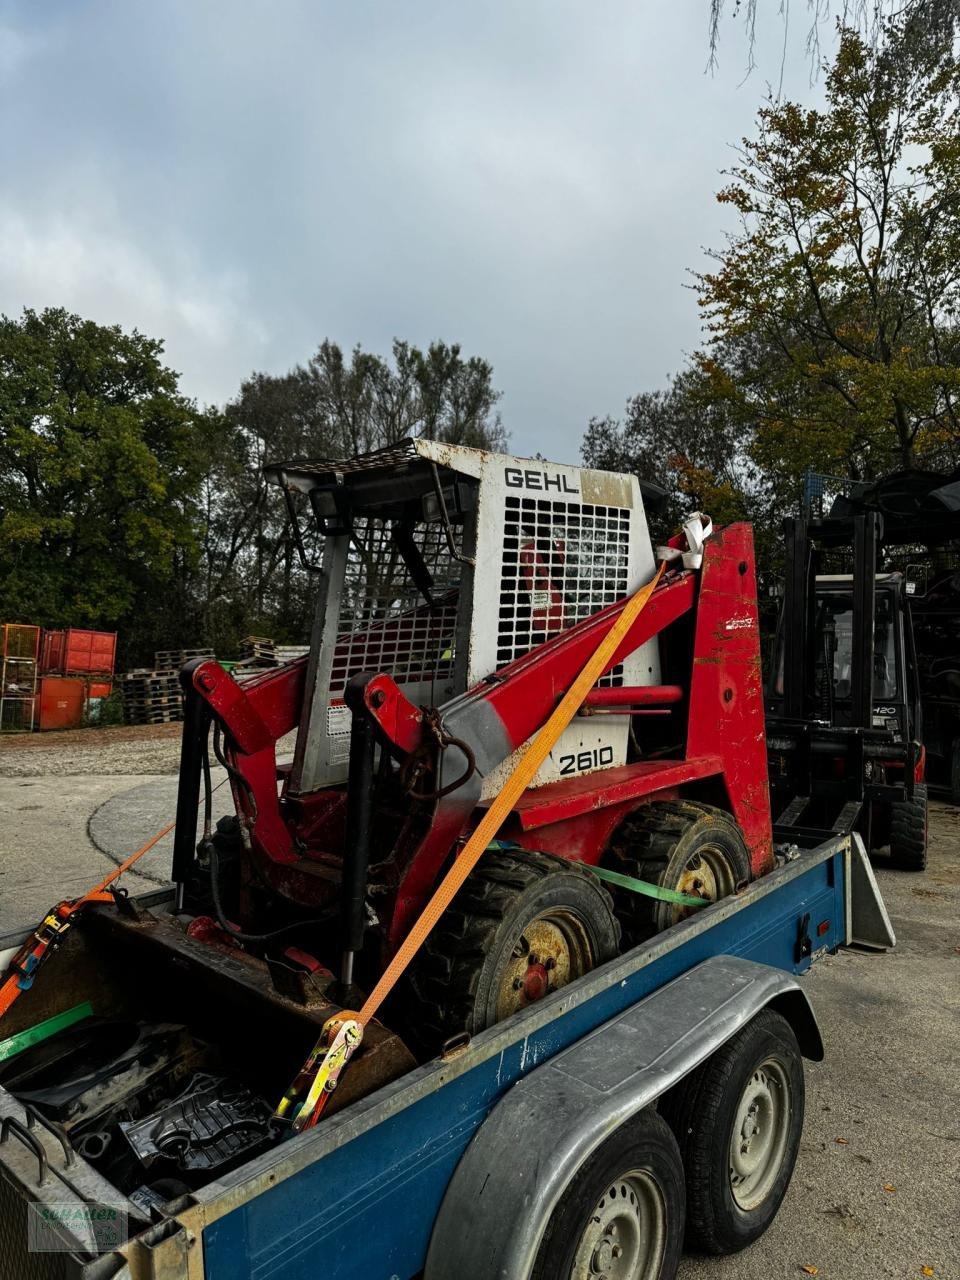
38;628;117;728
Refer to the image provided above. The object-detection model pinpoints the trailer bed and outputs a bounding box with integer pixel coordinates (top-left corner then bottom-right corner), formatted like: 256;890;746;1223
0;834;891;1280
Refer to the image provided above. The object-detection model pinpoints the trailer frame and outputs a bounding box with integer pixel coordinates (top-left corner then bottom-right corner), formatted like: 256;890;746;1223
0;833;892;1280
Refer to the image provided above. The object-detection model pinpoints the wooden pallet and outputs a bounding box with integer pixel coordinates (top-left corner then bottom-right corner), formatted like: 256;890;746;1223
123;708;183;725
120;663;184;725
154;648;215;668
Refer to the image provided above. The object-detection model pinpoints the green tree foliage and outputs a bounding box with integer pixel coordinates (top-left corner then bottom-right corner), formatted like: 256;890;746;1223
0;307;203;644
708;0;960;78
696;15;960;511
0;315;504;660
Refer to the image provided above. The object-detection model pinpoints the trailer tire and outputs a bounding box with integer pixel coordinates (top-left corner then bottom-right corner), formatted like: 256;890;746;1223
532;1109;685;1280
604;801;751;943
662;1009;804;1255
405;847;620;1052
888;783;928;872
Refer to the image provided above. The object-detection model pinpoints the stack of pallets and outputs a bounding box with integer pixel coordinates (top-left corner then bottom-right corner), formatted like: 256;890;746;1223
275;644;310;664
154;647;215;669
234;638;310;672
119;668;184;725
235;636;277;669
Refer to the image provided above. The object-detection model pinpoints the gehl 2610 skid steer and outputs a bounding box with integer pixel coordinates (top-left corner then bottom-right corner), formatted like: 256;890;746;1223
159;437;774;1119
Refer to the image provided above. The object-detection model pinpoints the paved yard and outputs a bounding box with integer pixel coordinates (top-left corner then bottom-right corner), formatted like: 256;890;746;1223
0;724;957;1279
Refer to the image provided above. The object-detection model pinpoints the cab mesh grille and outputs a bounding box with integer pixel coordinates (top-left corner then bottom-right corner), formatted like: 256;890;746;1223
497;495;630;684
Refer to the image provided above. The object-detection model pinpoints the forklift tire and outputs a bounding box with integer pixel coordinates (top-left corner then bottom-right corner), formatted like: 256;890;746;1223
888;783;928;872
661;1009;804;1255
605;801;751;943
405;847;620;1052
531;1108;685;1280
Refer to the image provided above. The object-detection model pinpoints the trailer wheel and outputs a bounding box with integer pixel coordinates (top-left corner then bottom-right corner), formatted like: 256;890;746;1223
406;847;620;1050
532;1109;685;1280
662;1009;804;1254
605;801;751;942
888;783;928;871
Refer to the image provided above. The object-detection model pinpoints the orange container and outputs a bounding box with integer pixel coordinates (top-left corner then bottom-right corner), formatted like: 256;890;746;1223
38;677;86;731
41;629;116;675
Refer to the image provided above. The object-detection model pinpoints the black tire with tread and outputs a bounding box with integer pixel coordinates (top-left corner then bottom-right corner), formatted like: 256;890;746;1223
661;1009;804;1255
405;846;620;1052
888;782;928;871
951;740;960;806
604;800;752;943
532;1108;685;1280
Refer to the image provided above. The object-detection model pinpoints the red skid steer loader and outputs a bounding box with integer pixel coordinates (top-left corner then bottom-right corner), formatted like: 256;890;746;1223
169;439;773;1101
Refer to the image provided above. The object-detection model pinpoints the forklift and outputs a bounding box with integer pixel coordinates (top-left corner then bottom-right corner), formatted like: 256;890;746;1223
765;506;928;868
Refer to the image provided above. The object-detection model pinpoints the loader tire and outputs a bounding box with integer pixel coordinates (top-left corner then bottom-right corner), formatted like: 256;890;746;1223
404;847;620;1054
604;800;751;945
888;783;928;872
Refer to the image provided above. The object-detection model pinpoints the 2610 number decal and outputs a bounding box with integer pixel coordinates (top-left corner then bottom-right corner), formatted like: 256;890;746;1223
558;745;614;776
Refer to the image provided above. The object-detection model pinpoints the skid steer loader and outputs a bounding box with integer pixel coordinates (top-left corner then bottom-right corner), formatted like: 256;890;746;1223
165;438;773;1070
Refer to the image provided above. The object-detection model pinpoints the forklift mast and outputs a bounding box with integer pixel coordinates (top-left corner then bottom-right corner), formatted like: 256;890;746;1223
780;511;879;730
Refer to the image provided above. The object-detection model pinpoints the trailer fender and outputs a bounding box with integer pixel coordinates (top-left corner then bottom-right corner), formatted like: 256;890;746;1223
424;954;822;1280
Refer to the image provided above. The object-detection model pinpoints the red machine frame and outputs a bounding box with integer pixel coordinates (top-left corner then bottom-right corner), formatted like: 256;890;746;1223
176;523;773;951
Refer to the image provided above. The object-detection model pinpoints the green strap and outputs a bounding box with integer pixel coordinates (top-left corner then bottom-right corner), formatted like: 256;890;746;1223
487;841;709;909
0;1001;93;1063
583;863;709;908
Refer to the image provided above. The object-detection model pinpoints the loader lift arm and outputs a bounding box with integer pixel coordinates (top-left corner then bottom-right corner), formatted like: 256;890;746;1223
172;566;695;911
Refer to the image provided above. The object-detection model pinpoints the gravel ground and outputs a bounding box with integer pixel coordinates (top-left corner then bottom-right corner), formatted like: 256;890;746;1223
0;723;184;775
0;722;297;777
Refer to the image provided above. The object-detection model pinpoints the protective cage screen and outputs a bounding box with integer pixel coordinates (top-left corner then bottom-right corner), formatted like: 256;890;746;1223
328;518;463;700
498;495;630;684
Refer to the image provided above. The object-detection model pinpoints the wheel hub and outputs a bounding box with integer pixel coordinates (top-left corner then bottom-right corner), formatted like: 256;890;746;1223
673;845;734;920
728;1059;791;1210
495;912;593;1021
571;1172;666;1280
522;961;550;1001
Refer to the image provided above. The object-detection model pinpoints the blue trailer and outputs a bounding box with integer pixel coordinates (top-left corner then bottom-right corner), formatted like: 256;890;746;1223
0;832;892;1280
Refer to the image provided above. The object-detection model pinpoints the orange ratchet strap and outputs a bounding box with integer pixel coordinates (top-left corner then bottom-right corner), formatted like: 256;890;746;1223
0;819;176;1021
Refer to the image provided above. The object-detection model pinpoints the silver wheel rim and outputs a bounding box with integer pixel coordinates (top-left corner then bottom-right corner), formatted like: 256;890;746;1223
569;1169;666;1279
729;1057;791;1210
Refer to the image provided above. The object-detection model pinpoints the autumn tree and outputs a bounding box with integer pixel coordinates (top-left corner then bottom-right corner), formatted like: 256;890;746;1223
695;14;960;513
582;370;764;538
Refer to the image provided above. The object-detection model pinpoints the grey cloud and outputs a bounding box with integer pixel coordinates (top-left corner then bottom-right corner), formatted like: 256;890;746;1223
0;0;822;457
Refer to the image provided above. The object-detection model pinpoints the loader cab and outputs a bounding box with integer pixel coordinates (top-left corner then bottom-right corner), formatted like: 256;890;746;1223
265;439;660;796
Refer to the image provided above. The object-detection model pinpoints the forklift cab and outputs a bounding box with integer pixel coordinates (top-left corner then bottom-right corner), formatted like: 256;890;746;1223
768;572;922;747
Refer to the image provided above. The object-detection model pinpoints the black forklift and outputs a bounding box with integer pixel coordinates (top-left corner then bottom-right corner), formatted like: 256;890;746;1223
908;563;960;802
765;505;928;869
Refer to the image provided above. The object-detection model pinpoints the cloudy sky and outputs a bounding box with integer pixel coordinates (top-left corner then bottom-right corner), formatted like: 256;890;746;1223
0;1;825;460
